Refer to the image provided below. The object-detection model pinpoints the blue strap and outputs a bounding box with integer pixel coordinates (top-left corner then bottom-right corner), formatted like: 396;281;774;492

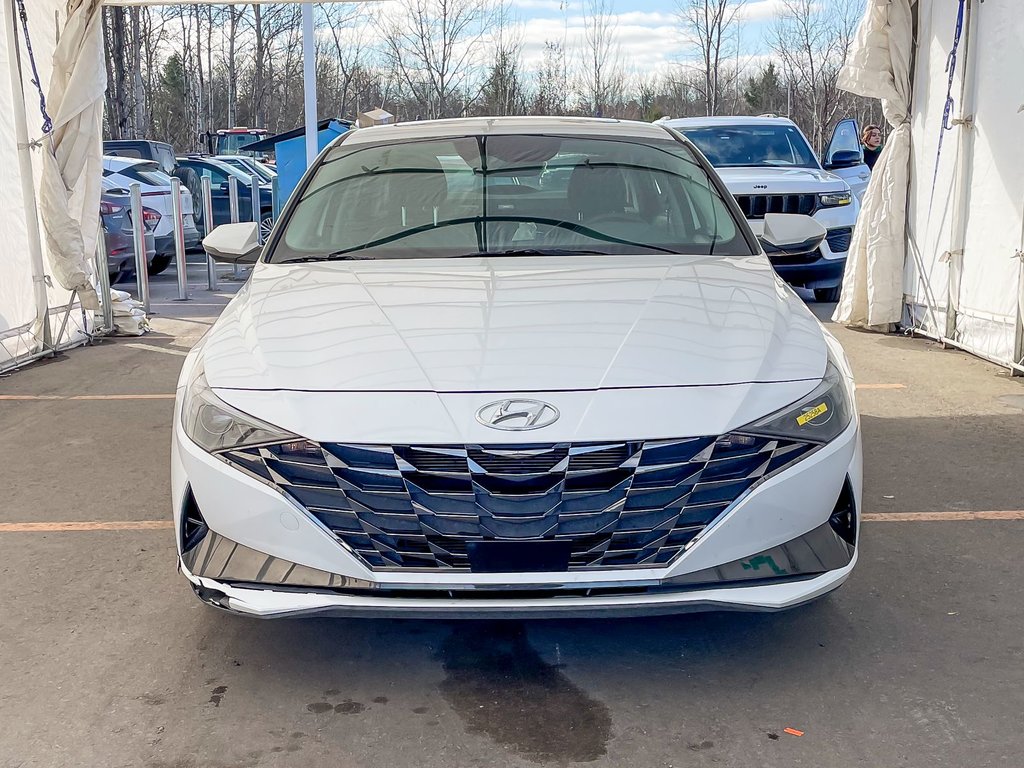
930;0;968;196
941;0;967;131
14;0;54;137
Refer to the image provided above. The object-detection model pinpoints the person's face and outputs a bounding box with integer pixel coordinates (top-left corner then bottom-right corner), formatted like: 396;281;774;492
864;129;882;149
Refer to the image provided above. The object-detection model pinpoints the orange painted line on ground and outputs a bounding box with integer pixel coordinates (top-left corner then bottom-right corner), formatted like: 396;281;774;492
0;394;175;401
2;512;1023;534
855;383;907;390
0;520;172;532
863;511;1024;522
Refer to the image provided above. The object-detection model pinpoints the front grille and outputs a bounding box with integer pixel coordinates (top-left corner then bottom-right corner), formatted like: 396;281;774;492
222;437;817;572
825;227;854;253
735;193;818;219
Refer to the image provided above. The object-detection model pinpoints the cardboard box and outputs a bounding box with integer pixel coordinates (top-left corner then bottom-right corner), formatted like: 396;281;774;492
357;109;396;128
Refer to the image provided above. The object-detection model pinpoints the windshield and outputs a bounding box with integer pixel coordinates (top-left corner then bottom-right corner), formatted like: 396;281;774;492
226;157;275;183
680;125;819;169
270;134;750;263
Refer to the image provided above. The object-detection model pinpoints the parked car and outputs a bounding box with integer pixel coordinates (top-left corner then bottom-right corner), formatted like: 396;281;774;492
214;154;277;184
175;117;862;620
176;156;274;240
662;116;865;303
100;186;156;284
101;156;201;274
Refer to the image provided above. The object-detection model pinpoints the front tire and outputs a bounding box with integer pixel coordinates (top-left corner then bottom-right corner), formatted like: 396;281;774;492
814;286;842;303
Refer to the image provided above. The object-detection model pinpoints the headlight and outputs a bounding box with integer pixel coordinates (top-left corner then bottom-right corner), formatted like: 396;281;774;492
819;191;852;208
739;360;854;444
181;363;296;453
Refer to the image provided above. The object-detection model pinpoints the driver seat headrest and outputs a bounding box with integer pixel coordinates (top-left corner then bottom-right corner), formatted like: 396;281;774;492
567;163;628;220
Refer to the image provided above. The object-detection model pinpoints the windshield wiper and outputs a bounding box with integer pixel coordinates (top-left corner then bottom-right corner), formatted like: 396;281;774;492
453;248;612;258
277;252;379;264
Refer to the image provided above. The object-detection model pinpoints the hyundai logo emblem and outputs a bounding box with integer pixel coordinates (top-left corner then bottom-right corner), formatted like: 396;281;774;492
475;399;560;431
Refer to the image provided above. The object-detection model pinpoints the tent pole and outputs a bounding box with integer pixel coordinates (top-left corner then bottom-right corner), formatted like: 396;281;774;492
301;2;317;166
5;0;52;352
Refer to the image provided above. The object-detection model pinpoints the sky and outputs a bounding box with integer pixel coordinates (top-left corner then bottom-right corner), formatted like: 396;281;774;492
501;0;849;75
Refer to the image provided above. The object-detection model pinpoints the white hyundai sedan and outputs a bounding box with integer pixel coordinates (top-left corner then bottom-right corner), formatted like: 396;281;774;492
174;117;861;619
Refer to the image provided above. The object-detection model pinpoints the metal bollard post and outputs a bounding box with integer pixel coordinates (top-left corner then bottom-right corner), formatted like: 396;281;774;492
250;173;263;245
201;175;218;291
228;176;241;279
94;224;114;333
170;177;189;301
129;182;151;314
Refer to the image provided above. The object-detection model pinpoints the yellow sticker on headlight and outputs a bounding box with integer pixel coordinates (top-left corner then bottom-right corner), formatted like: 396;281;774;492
796;402;829;426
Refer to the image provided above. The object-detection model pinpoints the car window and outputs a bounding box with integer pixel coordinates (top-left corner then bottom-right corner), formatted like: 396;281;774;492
154;145;177;175
272;134;748;262
680;125;818;169
107;148;143;160
183;161;229;185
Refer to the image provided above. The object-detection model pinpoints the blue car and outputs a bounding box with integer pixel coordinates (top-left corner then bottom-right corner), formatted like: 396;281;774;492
176;156;275;241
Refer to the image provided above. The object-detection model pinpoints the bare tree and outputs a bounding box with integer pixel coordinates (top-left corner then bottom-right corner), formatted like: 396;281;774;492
770;0;860;152
321;2;367;118
378;0;495;119
579;0;624;117
480;1;526;115
532;41;569;115
677;0;745;116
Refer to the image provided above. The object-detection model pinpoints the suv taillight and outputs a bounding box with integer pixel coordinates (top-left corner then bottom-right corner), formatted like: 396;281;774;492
99;201;122;216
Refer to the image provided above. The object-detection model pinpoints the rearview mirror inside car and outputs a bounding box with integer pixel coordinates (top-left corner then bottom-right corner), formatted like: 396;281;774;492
824;149;863;170
758;213;827;253
203;222;262;264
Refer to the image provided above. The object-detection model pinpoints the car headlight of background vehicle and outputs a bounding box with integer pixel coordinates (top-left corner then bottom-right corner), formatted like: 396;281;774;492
741;360;854;444
819;191;852;208
181;363;296;453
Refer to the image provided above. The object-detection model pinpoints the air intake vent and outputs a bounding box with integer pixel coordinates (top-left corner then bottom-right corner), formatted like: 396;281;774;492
825;227;854;253
181;486;209;554
828;477;857;547
735;193;818;219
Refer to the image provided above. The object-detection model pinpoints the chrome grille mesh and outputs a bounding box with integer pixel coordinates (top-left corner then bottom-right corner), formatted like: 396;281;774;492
222;436;817;571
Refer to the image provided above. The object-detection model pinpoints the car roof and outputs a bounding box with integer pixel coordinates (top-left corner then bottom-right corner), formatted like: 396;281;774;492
662;116;799;129
342;116;675;147
178;155;237;171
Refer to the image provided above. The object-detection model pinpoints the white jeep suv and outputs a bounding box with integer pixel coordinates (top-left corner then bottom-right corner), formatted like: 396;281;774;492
662;116;863;303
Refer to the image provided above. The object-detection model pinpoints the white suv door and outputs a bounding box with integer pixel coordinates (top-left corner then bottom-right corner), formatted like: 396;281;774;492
822;118;871;202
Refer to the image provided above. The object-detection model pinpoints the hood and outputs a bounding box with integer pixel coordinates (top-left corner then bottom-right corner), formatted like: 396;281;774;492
716;167;846;194
201;255;827;393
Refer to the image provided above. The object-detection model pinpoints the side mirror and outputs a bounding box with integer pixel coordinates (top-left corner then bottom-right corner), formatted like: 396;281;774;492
203;222;262;264
758;213;827;253
824;149;862;170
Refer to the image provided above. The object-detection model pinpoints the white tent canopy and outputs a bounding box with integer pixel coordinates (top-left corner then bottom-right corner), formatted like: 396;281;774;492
1;0;368;373
836;0;1024;373
1;0;92;372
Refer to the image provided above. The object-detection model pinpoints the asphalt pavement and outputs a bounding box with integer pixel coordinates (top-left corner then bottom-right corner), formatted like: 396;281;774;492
2;264;1023;768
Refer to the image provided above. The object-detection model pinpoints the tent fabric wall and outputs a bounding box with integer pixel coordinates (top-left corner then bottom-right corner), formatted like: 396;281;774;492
832;0;914;330
903;0;1024;370
0;0;41;366
37;0;106;313
1;0;91;372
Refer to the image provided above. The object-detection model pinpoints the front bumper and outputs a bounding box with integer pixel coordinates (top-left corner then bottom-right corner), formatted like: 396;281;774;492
181;554;857;619
772;257;846;289
154;218;201;256
172;404;862;618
